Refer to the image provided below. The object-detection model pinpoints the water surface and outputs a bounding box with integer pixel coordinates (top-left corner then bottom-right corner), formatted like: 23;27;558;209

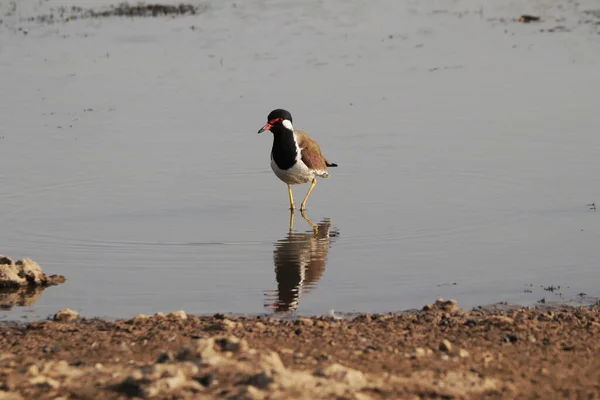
1;0;599;320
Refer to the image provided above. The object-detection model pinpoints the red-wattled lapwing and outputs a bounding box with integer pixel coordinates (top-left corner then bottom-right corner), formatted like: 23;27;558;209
258;109;337;212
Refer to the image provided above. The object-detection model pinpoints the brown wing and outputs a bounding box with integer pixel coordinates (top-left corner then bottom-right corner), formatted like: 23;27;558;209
295;130;331;172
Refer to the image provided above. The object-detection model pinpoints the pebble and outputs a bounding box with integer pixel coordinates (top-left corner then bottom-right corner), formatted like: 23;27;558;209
216;336;249;353
490;316;515;325
297;318;313;326
248;371;273;389
254;322;266;331
27;365;40;376
195;373;215;387
167;310;187;320
229;386;265;400
29;375;60;389
409;347;431;359
156;352;175;363
130;314;150;323
423;298;459;313
439;339;453;352
314;363;367;388
221;319;237;330
504;334;519;343
260;351;285;372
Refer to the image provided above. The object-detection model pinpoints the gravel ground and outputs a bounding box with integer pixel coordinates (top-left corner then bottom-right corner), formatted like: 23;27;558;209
1;299;600;399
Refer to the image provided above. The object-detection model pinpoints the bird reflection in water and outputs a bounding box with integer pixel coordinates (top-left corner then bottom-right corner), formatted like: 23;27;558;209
265;210;338;313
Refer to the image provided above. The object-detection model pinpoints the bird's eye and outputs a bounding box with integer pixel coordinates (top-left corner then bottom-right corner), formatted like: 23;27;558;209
269;118;282;125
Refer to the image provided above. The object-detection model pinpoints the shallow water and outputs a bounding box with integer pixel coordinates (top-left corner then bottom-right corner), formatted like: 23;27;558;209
1;0;599;320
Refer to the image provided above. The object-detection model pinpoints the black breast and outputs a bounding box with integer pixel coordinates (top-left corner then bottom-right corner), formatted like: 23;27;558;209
271;128;297;170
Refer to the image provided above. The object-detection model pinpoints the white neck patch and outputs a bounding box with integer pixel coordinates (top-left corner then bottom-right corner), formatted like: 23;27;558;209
282;119;294;132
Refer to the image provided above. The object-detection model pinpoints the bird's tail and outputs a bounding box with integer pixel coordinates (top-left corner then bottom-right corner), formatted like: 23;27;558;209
326;160;338;167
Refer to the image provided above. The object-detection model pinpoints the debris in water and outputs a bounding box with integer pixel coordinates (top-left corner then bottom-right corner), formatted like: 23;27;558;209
519;15;540;23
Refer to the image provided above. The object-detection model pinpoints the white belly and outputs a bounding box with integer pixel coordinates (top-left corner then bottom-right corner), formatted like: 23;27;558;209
271;157;314;185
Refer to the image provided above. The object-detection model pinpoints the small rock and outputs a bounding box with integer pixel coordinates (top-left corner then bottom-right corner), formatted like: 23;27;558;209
0;261;25;288
528;335;537;343
42;345;60;354
156;352;174;363
0;255;14;265
458;349;469;358
216;336;249;353
114;375;143;397
167;310;187;320
195;373;215;387
41;360;80;377
29;376;60;389
177;338;218;363
440;354;450;361
504;334;519;343
297;318;313;326
254;322;266;331
53;308;79;322
260;351;285;372
314;363;367;388
221;319;237;330
130;314;150;323
228;386;264;400
490;316;514;325
16;259;45;285
439;339;453;352
247;371;273;389
315;353;332;361
409;347;432;359
423;298;459;313
27;365;40;376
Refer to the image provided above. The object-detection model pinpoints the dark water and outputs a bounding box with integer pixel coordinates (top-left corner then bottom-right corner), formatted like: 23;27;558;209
1;0;599;320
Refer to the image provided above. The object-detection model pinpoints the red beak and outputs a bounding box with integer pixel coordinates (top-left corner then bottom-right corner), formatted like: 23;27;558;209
257;123;272;134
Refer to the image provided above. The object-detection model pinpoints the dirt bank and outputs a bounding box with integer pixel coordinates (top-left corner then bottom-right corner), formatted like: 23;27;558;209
1;299;600;399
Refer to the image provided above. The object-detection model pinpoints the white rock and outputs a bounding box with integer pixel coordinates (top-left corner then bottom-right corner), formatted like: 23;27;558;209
53;308;79;322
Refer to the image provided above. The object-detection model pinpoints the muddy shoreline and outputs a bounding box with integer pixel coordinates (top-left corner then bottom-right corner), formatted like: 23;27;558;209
1;299;599;399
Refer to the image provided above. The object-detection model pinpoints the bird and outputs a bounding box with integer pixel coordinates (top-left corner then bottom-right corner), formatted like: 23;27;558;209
258;109;337;212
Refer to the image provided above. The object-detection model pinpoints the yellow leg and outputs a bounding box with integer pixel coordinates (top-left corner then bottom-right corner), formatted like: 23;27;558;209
300;178;317;211
287;185;295;211
300;209;318;235
288;209;295;232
